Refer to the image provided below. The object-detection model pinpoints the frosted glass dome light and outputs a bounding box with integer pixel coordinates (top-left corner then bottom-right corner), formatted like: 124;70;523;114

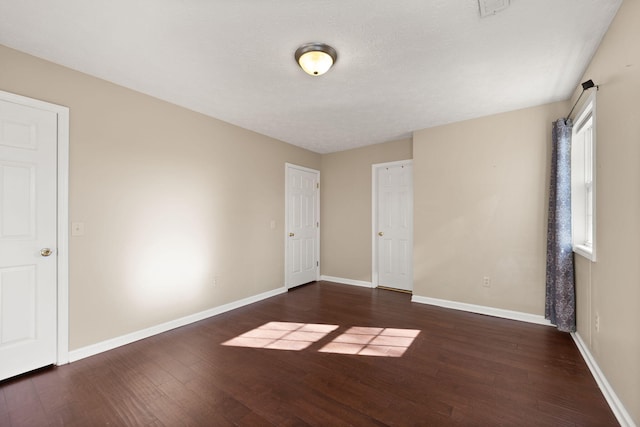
295;43;337;76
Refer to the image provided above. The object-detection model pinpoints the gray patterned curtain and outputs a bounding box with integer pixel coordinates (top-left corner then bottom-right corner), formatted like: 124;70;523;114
545;119;576;332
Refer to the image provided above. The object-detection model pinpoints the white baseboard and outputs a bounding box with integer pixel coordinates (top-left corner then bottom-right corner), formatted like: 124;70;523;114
68;286;287;363
571;332;636;427
320;275;373;288
410;295;634;425
411;295;552;326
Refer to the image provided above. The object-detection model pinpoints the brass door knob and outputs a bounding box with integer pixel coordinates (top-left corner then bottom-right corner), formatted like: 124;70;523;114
289;232;295;237
40;248;53;257
378;232;384;236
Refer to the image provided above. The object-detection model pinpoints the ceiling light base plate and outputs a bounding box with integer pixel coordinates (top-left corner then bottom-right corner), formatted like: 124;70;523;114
479;0;510;17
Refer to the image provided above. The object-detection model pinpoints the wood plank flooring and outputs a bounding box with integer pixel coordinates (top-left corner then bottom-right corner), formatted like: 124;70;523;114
0;281;618;426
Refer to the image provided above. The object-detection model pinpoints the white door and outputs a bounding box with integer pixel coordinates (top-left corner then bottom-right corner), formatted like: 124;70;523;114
286;164;319;289
374;161;413;291
0;98;58;380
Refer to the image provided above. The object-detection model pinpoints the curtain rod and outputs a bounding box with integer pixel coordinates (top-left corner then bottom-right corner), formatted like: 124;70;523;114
566;79;598;120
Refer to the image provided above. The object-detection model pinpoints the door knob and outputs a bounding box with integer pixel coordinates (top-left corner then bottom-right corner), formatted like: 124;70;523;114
378;232;384;236
289;232;295;237
40;248;53;257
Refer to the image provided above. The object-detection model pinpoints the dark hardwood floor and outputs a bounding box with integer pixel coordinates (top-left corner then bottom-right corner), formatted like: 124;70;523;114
0;281;618;426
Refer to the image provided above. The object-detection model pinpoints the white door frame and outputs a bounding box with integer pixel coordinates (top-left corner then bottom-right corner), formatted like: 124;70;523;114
0;90;69;365
371;159;413;288
284;163;320;289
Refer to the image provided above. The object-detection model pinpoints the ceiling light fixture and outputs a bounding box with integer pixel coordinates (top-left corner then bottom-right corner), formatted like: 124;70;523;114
294;43;337;76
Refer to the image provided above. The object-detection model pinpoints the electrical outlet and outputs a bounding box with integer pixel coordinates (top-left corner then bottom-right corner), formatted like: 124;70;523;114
212;276;218;288
595;313;600;332
482;276;491;288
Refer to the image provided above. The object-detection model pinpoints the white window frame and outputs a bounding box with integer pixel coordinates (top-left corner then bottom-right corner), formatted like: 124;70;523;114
571;91;596;261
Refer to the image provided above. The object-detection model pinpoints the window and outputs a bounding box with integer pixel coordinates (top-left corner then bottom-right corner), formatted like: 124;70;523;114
571;92;596;261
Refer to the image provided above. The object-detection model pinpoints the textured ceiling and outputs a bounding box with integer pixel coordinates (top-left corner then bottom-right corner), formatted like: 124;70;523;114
0;0;622;153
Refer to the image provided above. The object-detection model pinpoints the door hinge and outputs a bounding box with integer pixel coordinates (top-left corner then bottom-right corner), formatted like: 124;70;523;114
316;182;319;189
317;221;319;228
317;261;319;267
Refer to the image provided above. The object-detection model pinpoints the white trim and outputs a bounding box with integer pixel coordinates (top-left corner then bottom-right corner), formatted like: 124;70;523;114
284;163;320;289
411;295;552;326
320;275;374;288
371;164;377;287
573;244;595;262
0;90;70;366
371;159;413;289
571;91;597;262
372;159;414;168
571;332;636;427
69;286;287;362
56;102;70;365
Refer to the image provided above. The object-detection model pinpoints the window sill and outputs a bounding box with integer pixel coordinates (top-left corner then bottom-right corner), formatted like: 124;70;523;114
573;245;596;262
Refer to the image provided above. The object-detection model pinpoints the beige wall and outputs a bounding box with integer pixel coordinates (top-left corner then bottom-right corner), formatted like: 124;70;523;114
413;101;567;315
320;139;412;282
0;44;320;350
573;0;640;422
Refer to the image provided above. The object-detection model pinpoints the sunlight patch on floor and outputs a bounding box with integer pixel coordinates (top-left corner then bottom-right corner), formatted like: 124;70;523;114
223;322;420;357
319;327;420;357
222;322;339;351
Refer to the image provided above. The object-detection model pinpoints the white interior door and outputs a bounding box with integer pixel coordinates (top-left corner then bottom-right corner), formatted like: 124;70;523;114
286;164;319;289
374;161;413;291
0;97;59;380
